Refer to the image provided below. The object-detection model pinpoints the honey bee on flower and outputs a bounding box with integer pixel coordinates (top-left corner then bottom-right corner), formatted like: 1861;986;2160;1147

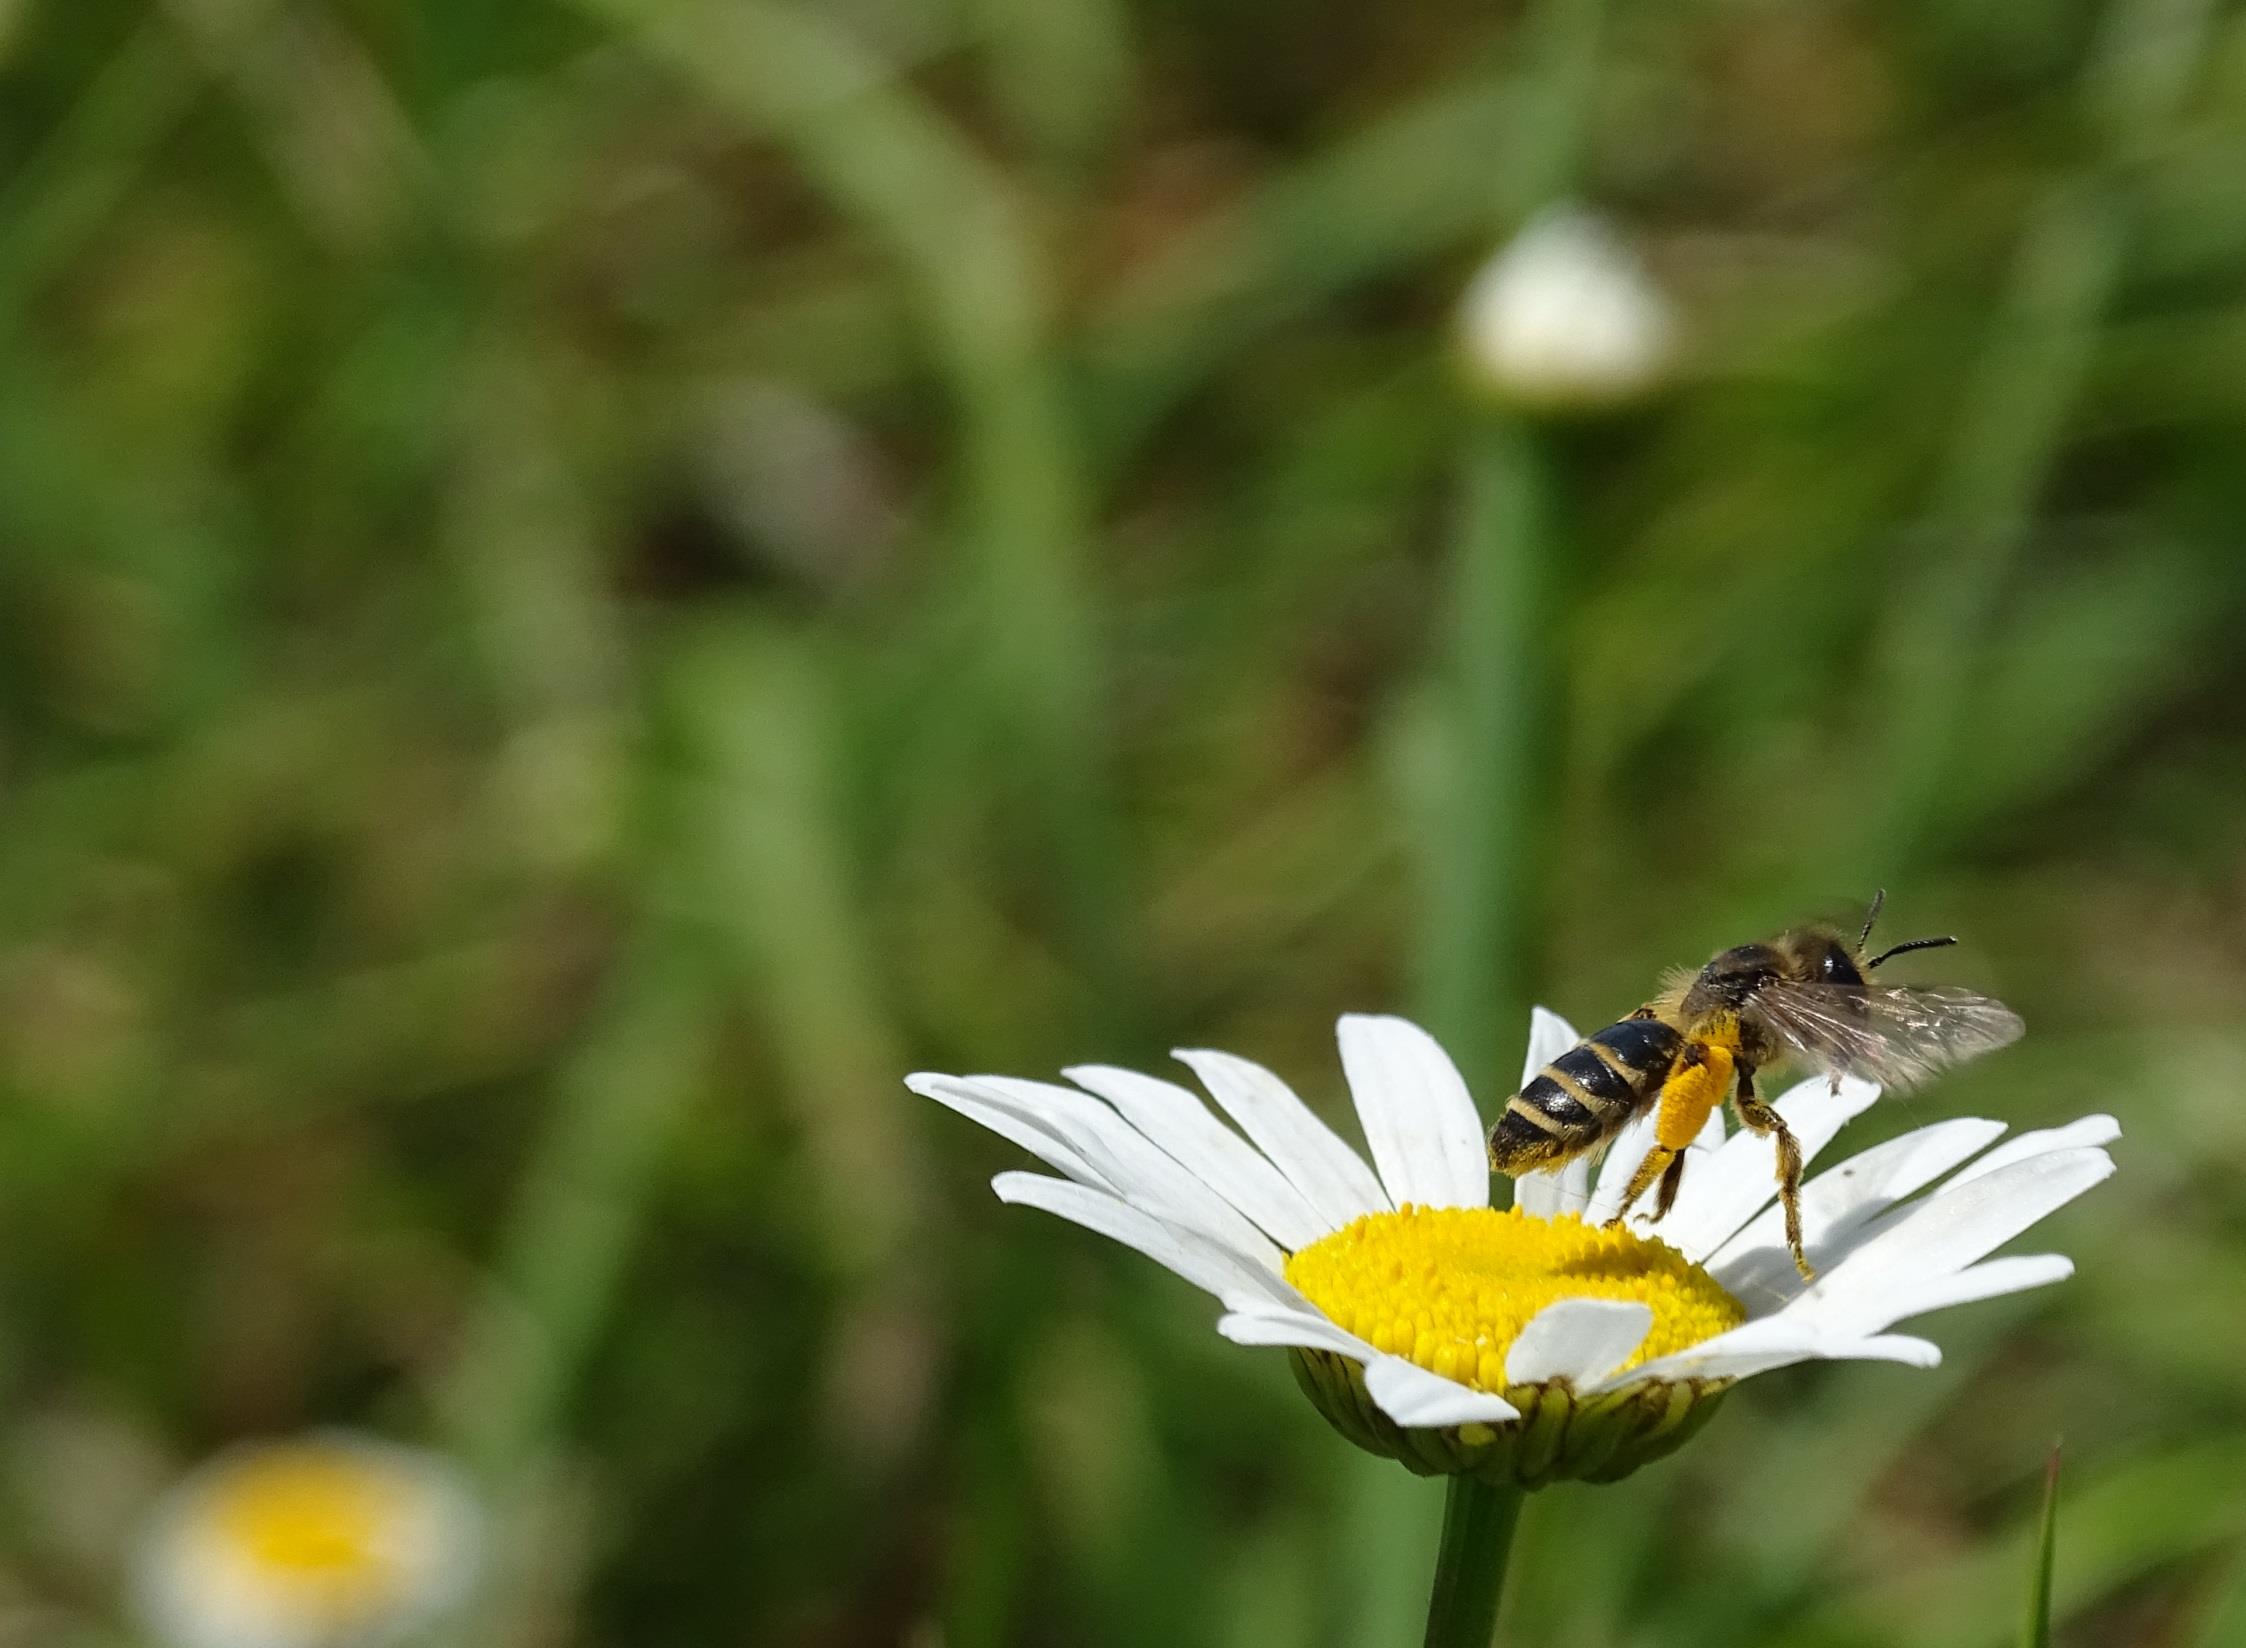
910;1008;2110;1486
1489;892;2024;1280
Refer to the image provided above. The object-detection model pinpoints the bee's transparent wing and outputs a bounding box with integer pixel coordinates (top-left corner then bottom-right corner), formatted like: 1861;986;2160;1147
1751;983;2024;1090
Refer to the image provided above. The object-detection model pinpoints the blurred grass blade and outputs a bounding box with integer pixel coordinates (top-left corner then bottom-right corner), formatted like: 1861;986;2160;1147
1869;0;2216;865
1082;75;1511;459
2192;1548;2246;1648
661;619;921;1279
1802;1436;2246;1646
1508;0;1605;209
0;21;201;315
975;0;1134;180
1082;0;1605;460
438;947;715;1482
2024;1446;2061;1648
1339;1453;1446;1648
563;0;1129;1017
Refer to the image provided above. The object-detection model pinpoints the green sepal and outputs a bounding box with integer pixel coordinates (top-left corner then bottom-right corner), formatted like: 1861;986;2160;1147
1288;1348;1732;1488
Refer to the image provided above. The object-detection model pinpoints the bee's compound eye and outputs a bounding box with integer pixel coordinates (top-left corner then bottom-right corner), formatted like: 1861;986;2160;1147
1818;946;1863;986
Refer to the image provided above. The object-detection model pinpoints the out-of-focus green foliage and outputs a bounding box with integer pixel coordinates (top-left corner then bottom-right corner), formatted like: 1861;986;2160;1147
2025;1449;2062;1648
1;0;2244;1644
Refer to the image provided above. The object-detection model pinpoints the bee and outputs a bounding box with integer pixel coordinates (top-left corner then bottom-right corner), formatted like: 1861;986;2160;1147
1487;892;2024;1279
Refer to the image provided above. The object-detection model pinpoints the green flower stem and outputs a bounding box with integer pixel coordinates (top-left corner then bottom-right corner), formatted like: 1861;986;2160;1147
1419;410;1555;1092
1423;1474;1528;1648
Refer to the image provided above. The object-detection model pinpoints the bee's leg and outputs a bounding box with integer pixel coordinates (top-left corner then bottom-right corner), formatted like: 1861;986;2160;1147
1732;1068;1811;1279
1611;1145;1675;1225
1613;1040;1727;1229
1651;1149;1689;1222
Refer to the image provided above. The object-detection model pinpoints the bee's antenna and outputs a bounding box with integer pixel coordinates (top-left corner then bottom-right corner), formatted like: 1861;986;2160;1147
1865;934;1957;970
1857;888;1887;951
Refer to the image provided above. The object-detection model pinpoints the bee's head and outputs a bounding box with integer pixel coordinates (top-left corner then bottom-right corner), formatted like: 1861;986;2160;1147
1762;892;1956;990
1778;931;1866;988
1689;894;1958;1018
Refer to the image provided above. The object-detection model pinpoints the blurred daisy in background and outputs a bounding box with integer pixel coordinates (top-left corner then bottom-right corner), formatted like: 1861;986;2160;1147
132;1432;481;1648
910;1010;2115;1485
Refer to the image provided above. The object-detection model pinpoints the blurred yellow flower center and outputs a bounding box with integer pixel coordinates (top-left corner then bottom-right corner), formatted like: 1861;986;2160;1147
208;1447;407;1584
1284;1206;1745;1392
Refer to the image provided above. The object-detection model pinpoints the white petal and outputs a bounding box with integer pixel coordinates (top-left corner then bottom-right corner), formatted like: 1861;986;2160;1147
1599;1318;1938;1388
1769;1333;1946;1373
1173;1048;1391;1228
1065;1064;1330;1249
1583;1109;1660;1226
1336;1014;1489;1211
1513;1156;1594;1219
1216;1307;1377;1359
1838;1334;1943;1368
1220;1310;1521;1425
907;1072;1113;1190
1511;1009;1594;1218
1363;1358;1521;1426
1503;1299;1653;1387
1942;1114;2121;1191
946;1075;1283;1269
1595;1316;1820;1387
1786;1147;2114;1335
1518;1007;1581;1088
1706;1117;2008;1302
1852;1253;2075;1331
1641;1073;1880;1251
990;1173;1296;1309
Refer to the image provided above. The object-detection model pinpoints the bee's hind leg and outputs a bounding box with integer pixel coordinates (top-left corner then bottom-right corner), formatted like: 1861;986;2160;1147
1609;1145;1677;1227
1733;1068;1812;1279
1651;1149;1689;1222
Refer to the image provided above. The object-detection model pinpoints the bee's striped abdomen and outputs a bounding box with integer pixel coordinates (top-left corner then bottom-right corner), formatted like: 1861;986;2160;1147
1586;1017;1684;1082
1487;1016;1684;1174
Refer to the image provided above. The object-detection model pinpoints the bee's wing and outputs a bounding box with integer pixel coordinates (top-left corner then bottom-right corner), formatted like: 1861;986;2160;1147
1750;982;2024;1090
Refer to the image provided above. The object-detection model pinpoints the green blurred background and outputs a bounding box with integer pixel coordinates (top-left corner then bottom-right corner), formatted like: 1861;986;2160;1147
3;0;2245;1643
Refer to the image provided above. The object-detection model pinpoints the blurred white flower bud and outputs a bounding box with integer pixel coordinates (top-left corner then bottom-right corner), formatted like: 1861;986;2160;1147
1457;206;1678;412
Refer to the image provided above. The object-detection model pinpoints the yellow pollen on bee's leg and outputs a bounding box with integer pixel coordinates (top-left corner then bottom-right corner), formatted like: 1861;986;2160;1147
1282;1206;1746;1394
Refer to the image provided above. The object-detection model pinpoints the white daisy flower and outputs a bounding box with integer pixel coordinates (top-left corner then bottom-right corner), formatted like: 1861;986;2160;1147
908;1009;2115;1486
1457;205;1678;413
132;1431;482;1648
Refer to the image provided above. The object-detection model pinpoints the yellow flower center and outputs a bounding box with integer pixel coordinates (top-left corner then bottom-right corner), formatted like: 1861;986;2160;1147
1284;1205;1745;1392
206;1445;409;1586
